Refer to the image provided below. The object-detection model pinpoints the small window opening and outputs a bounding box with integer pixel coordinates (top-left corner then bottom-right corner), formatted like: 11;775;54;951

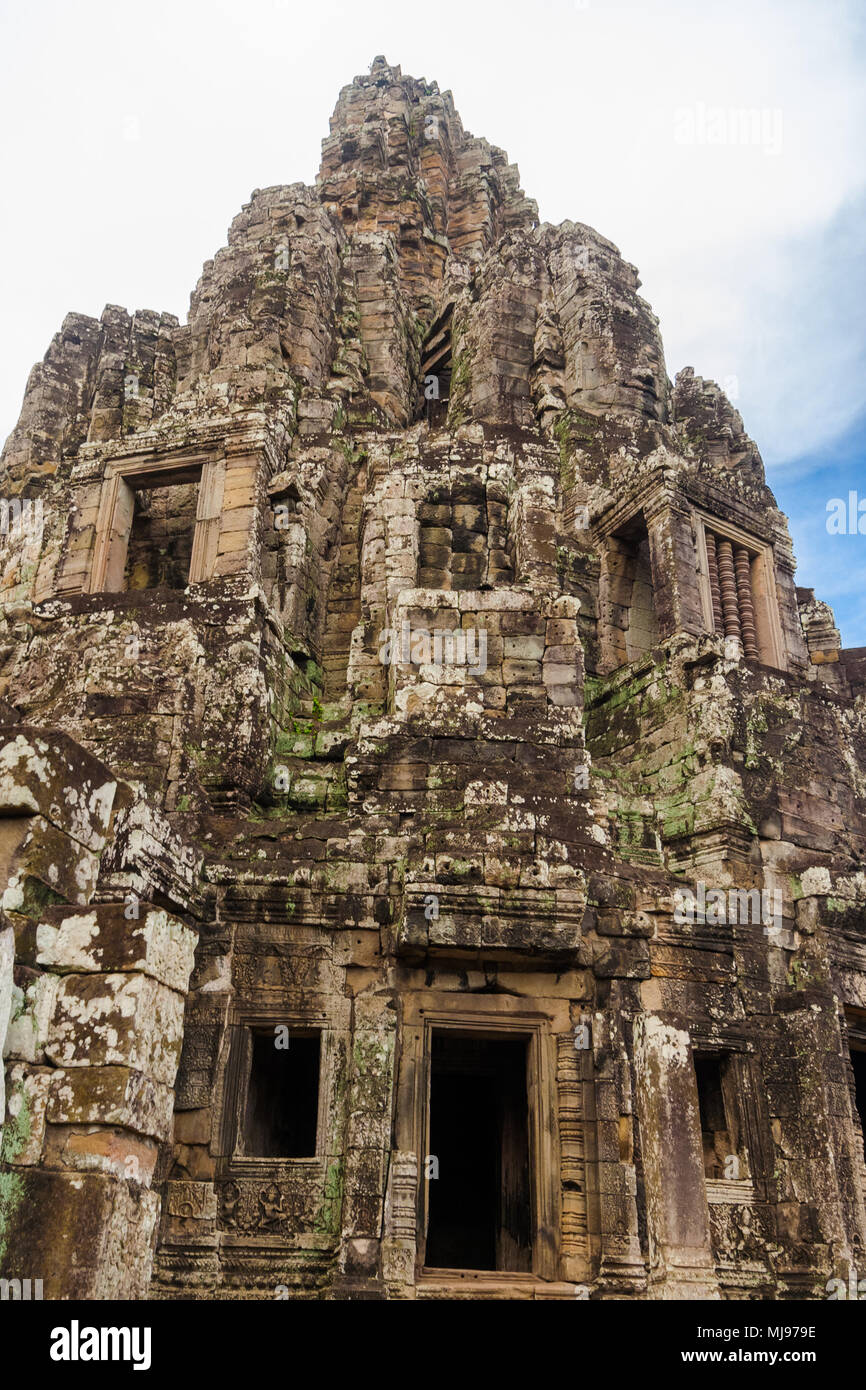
124;480;199;591
242;1030;320;1158
419;305;453;426
694;1052;748;1180
627;530;658;659
602;515;659;669
425;1033;532;1273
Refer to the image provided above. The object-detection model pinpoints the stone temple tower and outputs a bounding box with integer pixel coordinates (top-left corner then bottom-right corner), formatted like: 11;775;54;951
0;57;864;1301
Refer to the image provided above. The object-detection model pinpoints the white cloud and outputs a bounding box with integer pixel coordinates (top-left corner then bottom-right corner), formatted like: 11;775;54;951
0;0;863;477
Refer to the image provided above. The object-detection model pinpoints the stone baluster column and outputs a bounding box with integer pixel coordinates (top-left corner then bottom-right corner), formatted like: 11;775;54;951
704;531;724;635
716;539;742;644
734;546;759;660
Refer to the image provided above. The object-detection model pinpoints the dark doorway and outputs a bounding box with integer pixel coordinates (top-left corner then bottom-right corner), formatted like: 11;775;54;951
243;1030;320;1158
425;1033;532;1272
695;1054;730;1179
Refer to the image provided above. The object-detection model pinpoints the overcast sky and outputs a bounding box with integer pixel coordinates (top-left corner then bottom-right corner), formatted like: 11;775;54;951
1;0;864;639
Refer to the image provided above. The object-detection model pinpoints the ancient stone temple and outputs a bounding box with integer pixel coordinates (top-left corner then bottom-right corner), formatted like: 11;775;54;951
0;56;864;1302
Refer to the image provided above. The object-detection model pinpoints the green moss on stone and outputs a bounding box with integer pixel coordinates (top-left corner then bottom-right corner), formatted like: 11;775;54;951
0;1082;31;1265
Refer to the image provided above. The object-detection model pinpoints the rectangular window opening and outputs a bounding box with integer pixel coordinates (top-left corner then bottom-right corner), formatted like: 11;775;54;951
694;1052;748;1181
418;304;453;427
625;525;658;661
242;1029;320;1159
425;1032;532;1273
601;515;659;670
698;515;784;669
124;479;199;591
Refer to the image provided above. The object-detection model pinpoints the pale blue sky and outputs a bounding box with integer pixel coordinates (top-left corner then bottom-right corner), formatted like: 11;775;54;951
1;0;863;639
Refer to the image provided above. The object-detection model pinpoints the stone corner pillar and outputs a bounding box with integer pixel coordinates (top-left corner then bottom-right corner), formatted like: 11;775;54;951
645;503;706;642
1;901;198;1299
634;1013;720;1299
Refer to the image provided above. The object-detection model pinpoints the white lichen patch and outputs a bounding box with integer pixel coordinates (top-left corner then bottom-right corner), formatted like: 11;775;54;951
4;972;59;1063
1;869;28;913
637;1014;691;1069
465;780;508;806
47;973;186;1085
0;926;16;1082
800;866;833;897
61;777;116;849
831;871;866;903
0;733;52;794
36;911;99;970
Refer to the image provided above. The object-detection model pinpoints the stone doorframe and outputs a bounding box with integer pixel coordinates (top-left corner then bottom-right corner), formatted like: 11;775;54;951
213;1001;335;1169
88;448;226;593
394;996;562;1284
